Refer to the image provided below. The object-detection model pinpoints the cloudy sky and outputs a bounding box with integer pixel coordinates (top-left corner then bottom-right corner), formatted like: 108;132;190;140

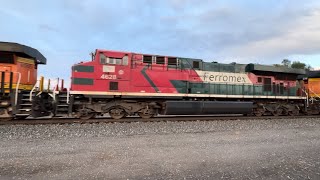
1;0;320;85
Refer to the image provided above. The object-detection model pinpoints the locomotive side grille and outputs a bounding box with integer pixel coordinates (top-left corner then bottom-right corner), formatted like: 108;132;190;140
72;78;94;85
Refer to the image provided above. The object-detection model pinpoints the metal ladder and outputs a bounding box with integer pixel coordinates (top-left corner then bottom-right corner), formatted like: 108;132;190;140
15;91;35;119
55;91;70;117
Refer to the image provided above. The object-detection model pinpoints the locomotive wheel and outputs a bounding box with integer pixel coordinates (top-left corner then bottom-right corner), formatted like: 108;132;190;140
253;108;264;117
78;108;95;120
282;108;289;116
138;112;154;119
288;109;299;116
0;108;13;121
138;108;155;119
272;108;283;116
109;108;126;119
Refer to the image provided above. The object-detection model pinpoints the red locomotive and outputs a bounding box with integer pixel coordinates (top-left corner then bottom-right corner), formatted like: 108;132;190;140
69;49;307;119
1;42;320;120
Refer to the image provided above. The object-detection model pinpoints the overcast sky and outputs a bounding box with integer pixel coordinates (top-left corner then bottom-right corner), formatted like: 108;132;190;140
1;0;320;84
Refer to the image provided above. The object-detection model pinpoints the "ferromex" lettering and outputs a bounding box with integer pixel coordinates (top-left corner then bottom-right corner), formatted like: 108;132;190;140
196;71;253;84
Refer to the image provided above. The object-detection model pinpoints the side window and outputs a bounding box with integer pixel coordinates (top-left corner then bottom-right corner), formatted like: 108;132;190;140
156;56;165;64
257;77;262;83
0;53;14;64
143;55;152;64
193;61;200;69
168;57;177;66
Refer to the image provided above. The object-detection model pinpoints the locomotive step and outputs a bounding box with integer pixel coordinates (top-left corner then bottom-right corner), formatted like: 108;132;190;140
20;104;32;106
55;113;68;117
59;94;68;98
18;109;31;112
15;114;30;116
22;93;35;97
57;104;69;107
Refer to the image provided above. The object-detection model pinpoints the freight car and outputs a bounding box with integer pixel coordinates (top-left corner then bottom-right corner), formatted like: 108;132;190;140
1;42;319;121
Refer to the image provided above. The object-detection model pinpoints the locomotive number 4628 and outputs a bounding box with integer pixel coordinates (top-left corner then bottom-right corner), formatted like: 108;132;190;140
100;74;117;79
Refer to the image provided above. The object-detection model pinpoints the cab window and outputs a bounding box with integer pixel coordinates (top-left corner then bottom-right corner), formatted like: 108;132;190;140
0;52;14;64
100;53;128;65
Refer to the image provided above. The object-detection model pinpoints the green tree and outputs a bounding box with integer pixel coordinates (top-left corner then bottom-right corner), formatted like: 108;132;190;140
281;59;291;67
291;61;306;69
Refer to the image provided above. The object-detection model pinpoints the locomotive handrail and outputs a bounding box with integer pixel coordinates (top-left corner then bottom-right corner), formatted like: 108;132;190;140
13;72;21;106
30;80;40;102
52;90;56;101
301;89;309;107
67;88;70;104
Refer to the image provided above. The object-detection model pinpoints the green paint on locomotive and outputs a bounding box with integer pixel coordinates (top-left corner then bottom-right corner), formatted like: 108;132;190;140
72;78;94;85
72;65;94;72
170;80;299;96
178;58;248;73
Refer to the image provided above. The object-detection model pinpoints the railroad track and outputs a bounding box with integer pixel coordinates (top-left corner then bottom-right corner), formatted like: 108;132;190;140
0;115;319;125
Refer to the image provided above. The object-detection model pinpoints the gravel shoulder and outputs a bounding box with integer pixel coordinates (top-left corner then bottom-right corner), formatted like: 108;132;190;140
1;118;320;179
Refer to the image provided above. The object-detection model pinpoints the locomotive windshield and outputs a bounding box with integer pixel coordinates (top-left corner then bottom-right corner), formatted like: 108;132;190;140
99;53;128;65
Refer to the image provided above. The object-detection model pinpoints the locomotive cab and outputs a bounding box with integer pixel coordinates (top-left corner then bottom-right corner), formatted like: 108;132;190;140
0;42;46;120
0;42;46;92
71;50;131;92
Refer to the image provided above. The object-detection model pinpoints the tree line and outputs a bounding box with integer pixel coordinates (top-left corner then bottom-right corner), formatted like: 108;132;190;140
274;59;312;70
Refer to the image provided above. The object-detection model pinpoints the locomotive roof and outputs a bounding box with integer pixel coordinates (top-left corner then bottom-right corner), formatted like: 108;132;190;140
246;64;306;75
297;70;320;80
0;41;46;64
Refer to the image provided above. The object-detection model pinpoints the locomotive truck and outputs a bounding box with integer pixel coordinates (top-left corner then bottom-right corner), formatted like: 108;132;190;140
1;41;320;120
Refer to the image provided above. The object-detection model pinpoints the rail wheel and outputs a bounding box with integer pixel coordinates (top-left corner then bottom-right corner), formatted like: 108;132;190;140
109;108;126;119
288;109;299;116
138;108;155;119
253;108;264;117
0;108;13;121
78;108;95;120
272;108;283;116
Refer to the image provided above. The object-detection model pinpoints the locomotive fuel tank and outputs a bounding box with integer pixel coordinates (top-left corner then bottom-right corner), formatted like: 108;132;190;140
163;101;253;115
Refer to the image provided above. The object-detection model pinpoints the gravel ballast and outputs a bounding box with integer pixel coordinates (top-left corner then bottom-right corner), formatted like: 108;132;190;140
1;117;320;179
